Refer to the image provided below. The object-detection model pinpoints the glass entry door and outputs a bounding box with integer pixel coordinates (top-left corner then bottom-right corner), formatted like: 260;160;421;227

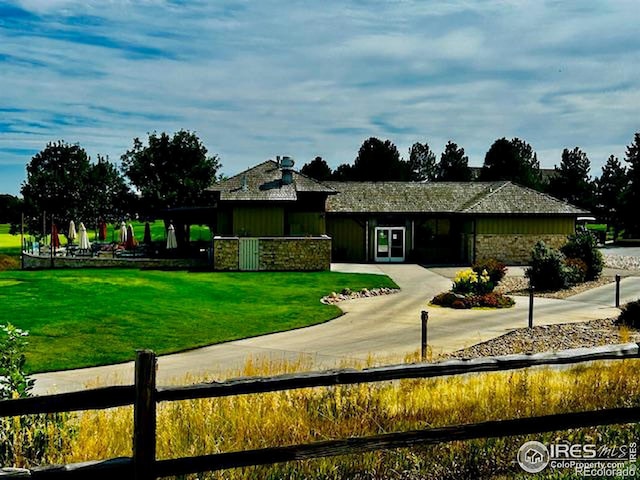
375;227;405;262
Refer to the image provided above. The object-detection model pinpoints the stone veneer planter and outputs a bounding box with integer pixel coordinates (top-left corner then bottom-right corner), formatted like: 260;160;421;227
22;253;208;270
213;236;331;271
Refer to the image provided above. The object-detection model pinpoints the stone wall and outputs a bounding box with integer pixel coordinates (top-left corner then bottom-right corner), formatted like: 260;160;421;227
213;237;240;270
212;236;331;271
22;254;207;270
475;234;568;265
259;237;331;271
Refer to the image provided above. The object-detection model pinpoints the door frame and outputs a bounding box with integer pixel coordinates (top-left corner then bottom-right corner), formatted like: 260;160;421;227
374;226;405;262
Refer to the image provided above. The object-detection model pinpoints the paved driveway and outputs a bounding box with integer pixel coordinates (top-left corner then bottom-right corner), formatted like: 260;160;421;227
32;264;621;395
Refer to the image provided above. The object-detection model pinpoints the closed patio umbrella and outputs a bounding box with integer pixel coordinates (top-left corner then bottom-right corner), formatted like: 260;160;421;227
78;222;91;250
98;221;107;241
68;221;76;245
119;221;127;243
143;222;152;245
166;224;177;250
51;224;60;249
125;224;135;250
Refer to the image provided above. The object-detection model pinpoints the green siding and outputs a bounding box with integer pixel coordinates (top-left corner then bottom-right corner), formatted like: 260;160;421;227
326;217;365;261
216;210;232;235
476;217;575;234
289;212;325;236
233;206;284;236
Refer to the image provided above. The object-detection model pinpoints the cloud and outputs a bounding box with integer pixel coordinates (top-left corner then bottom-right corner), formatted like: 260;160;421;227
0;0;639;194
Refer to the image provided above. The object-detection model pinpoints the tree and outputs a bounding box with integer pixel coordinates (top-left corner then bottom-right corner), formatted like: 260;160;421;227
21;141;92;235
351;137;410;181
0;194;23;232
595;155;627;238
408;141;437;181
620;132;640;236
300;156;332;181
548;147;595;210
479;137;542;189
121;130;221;213
331;163;355;181
86;155;136;224
436;141;472;181
20;141;133;237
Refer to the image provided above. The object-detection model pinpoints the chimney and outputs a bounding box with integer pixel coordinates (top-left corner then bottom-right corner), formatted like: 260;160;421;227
280;156;294;185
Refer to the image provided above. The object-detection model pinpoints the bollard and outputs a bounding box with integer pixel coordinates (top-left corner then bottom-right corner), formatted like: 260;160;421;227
421;310;428;361
528;285;535;329
615;274;621;308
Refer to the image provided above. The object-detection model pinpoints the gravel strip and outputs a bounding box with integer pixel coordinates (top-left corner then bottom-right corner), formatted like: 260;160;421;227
441;318;640;359
604;254;640;270
496;276;614;299
321;287;400;304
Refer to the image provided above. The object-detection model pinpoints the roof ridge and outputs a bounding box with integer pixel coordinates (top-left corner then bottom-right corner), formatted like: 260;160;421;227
458;181;509;212
292;169;338;192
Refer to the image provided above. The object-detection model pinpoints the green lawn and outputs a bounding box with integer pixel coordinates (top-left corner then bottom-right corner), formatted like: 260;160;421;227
0;224;21;256
0;269;397;373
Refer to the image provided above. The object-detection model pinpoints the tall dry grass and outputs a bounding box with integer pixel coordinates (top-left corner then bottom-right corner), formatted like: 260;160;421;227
7;357;640;479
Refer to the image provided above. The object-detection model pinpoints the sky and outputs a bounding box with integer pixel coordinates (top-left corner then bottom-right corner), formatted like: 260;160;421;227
1;0;639;195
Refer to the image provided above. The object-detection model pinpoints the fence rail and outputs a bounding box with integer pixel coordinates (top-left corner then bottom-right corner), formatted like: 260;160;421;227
2;343;640;479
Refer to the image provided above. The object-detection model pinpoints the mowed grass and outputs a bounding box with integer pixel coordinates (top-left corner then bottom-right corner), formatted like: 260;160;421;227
0;269;397;373
0;224;21;256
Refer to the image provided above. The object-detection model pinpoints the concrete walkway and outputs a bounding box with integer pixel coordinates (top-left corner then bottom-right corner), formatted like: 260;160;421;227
32;264;621;395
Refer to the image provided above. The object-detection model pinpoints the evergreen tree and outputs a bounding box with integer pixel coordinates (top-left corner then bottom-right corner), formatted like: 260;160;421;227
621;132;640;236
436;141;472;181
595;155;627;238
408;141;437;181
548;147;595;210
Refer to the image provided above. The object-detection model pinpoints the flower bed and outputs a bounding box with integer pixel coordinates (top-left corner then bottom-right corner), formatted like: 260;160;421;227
430;261;514;309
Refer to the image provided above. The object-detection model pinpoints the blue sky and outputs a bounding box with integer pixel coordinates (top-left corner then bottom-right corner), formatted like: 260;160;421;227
1;0;639;195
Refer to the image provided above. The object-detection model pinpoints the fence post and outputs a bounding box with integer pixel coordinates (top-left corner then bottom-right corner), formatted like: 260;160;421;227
615;274;621;308
134;350;157;480
421;310;429;361
528;285;535;329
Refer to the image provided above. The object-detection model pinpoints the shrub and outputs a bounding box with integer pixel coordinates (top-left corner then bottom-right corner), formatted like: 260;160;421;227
472;258;507;284
0;323;33;399
430;292;515;309
616;299;640;329
561;230;604;281
525;241;572;291
564;257;588;285
431;292;459;306
0;255;19;271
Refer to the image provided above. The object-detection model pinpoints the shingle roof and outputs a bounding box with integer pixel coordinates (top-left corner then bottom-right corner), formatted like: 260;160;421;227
207;160;336;201
325;181;587;215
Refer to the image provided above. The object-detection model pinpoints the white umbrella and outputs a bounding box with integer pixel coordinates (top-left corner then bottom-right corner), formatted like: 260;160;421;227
166;224;177;250
68;220;77;244
119;221;127;243
78;222;91;250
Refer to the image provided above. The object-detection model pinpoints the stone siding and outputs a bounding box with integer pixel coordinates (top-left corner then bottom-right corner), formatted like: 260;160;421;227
259;237;331;271
213;237;239;270
212;236;331;271
22;254;207;270
475;234;568;265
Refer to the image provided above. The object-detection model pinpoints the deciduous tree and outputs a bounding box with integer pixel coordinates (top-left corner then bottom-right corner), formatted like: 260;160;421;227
479;137;542;189
300;156;332;181
121;130;220;214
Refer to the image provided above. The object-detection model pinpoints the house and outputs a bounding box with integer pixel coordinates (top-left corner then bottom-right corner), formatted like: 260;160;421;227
204;158;586;270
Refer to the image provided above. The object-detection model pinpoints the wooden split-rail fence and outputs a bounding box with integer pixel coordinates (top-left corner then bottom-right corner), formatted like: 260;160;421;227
1;343;640;479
